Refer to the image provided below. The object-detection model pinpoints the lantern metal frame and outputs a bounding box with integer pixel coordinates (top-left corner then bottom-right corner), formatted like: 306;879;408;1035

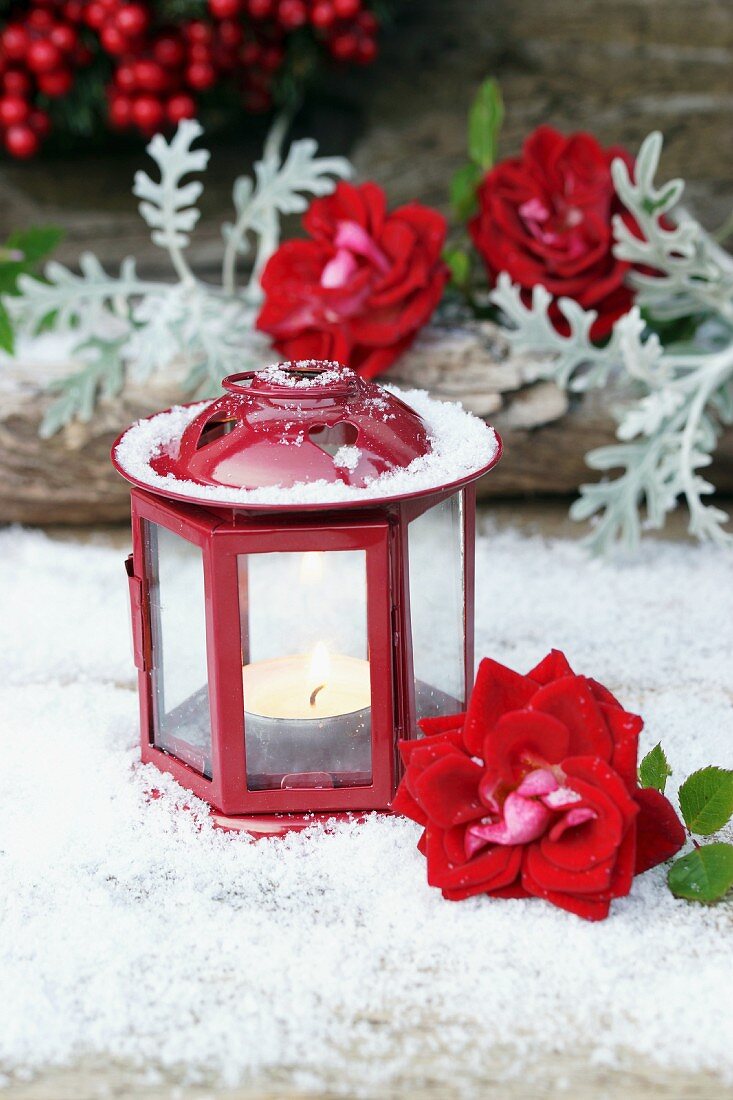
125;483;479;832
116;363;500;835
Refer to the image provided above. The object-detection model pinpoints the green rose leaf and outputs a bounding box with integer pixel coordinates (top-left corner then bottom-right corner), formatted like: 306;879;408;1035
638;742;672;793
668;843;733;903
0;300;14;354
6;226;64;266
678;767;733;835
468;78;504;171
444;247;471;289
450;162;482;221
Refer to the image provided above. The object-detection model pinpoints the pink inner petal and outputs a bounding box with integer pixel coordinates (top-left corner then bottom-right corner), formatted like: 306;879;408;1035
334;220;391;273
516;768;558;798
548;806;597;843
541;786;582;810
478;773;501;813
519;197;550;223
320;249;358;289
466;792;552;853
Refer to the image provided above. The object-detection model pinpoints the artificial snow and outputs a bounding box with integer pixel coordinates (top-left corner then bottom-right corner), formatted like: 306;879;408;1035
2;522;733;1094
332;444;361;472
113;385;498;506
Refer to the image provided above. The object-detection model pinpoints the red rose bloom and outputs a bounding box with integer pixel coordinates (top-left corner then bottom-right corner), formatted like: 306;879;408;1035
470;126;637;339
392;650;685;921
256;181;449;379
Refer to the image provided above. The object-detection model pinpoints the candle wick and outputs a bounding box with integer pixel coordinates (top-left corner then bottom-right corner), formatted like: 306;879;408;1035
309;683;325;707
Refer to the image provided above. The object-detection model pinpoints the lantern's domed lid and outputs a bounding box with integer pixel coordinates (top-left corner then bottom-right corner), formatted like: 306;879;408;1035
147;361;433;493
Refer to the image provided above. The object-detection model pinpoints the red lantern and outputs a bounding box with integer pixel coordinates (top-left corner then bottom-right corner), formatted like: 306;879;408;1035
112;362;502;834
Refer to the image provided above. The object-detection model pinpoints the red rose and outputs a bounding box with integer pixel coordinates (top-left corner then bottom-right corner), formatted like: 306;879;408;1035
256;181;449;379
392;649;685;921
470;126;637;340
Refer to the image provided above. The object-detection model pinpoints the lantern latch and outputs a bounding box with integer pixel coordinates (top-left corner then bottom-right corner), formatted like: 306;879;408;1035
125;554;150;672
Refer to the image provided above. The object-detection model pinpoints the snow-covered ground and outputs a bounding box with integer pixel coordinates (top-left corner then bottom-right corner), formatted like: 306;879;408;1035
1;522;732;1093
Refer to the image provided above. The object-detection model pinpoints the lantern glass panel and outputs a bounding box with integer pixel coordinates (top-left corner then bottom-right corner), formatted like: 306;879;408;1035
237;549;373;791
408;492;465;720
144;521;212;777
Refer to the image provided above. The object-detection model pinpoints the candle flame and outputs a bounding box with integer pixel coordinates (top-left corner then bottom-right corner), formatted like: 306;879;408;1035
308;641;330;707
299;551;325;584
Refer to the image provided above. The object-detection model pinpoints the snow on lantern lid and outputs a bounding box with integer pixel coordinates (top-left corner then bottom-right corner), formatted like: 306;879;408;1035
137;361;430;492
112;360;501;510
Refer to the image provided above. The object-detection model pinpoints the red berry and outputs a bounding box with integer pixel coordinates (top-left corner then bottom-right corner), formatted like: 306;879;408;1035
131;94;165;131
100;24;129;54
357;10;377;33
261;44;283;71
329;31;357;59
355;35;376;63
208;0;241;17
1;25;29;62
108;93;133;128
0;96;30;127
84;2;107;29
240;42;261;66
115;62;137;91
185;61;216;89
37;68;74;96
243;87;271;112
216;19;243;48
333;0;360;15
278;0;307;28
5;124;40;159
50;24;78;54
64;1;86;23
153;35;186;69
27;39;63;73
28;109;51;138
247;0;273;17
311;2;335;29
3;70;32;98
114;4;149;38
167;92;196;123
27;9;54;30
188;42;213;63
183;20;214;45
133;59;169;93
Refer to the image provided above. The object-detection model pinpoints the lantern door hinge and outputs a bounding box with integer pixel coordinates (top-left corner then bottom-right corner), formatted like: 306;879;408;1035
125;554;150;672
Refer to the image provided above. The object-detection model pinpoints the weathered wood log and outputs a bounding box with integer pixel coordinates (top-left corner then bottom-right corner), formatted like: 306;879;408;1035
1;322;732;525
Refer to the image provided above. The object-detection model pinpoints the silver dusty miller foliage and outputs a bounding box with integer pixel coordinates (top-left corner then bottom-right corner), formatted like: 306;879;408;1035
491;132;733;555
13;118;350;437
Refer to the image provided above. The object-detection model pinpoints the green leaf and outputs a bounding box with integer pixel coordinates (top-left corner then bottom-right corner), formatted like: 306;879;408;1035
668;843;733;903
638;743;672;793
468;78;504;171
450;162;482;221
444;247;471;289
0;300;14;354
6;226;63;265
678;767;733;835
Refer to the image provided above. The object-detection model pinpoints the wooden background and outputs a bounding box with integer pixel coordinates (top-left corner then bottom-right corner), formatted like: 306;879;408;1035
1;0;731;271
1;0;732;523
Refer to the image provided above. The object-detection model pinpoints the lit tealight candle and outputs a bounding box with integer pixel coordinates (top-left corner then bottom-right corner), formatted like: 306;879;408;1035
243;643;371;720
242;643;373;789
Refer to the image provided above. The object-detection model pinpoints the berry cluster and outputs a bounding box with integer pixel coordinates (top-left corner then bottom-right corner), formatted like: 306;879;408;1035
0;0;381;158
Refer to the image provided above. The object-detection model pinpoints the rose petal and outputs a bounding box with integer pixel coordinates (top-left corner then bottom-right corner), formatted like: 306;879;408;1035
548;805;597;842
531;676;613;760
462;658;538;756
527;649;574;685
483;709;570;785
634;787;686;874
466;792;552;851
516;767;559;797
413;754;485;828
